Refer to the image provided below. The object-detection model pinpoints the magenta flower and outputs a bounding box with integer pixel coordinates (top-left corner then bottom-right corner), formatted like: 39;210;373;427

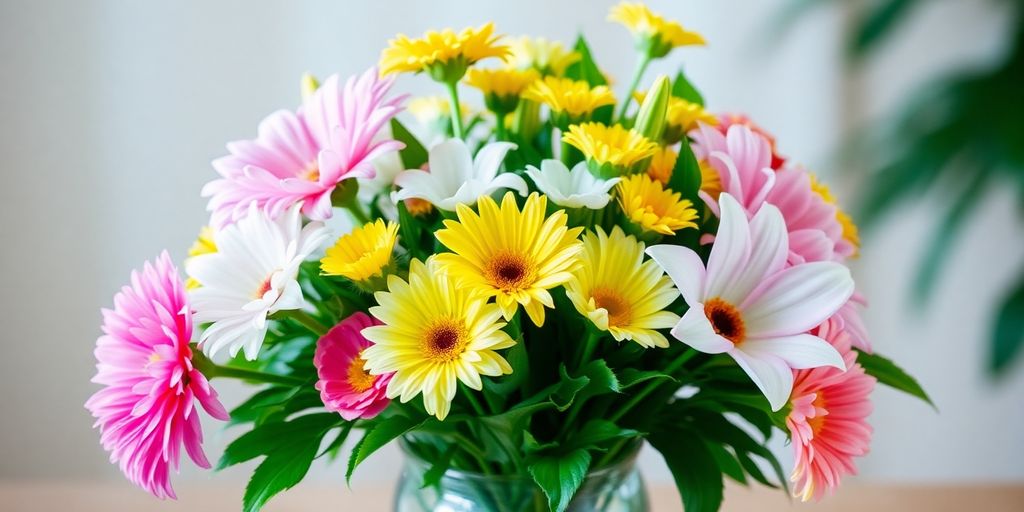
85;252;228;499
314;312;392;421
203;67;405;227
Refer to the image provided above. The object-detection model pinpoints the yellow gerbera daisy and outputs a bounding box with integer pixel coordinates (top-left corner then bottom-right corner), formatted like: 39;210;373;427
566;226;680;348
810;176;861;255
435;192;584;327
464;67;540;113
699;159;723;199
185;226;217;289
522;77;615;126
647;145;677;185
506;36;581;76
361;258;514;421
634;90;717;141
608;2;705;58
618;173;698;236
320;220;399;288
379;23;509;81
562;122;659;177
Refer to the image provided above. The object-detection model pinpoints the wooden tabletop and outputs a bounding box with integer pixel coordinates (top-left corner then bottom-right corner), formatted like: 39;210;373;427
2;481;1021;511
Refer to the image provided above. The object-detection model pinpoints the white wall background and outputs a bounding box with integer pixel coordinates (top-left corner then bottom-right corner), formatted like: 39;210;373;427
1;0;1021;493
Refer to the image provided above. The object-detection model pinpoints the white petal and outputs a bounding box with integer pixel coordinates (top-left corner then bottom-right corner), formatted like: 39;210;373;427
473;141;517;180
670;304;733;354
488;173;529;197
728;202;788;300
741;262;854;338
705;193;752;302
742;334;845;370
428;139;474;189
730;349;793;412
646;244;706;306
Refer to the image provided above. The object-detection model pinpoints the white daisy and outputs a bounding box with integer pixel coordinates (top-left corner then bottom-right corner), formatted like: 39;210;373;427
392;139;529;211
525;159;620;209
187;203;331;360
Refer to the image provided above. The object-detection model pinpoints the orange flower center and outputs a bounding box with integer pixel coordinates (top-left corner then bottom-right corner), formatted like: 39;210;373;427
485;251;533;292
254;276;273;299
405;198;434;216
424;319;468;362
300;161;320;182
704;297;745;345
809;393;828;436
592;287;632;327
346;356;375;393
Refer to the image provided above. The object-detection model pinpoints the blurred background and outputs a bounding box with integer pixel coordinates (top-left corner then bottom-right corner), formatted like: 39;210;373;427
1;0;1022;505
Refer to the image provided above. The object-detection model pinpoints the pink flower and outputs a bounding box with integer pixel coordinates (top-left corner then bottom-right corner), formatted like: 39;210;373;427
203;67;405;227
716;113;786;169
691;122;850;264
787;346;875;501
647;193;853;411
835;292;871;352
314;312;392;421
85;252;228;499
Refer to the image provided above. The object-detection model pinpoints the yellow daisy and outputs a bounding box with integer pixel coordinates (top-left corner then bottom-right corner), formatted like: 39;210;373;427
699;159;723;199
361;258;514;421
506;36;581;76
185;226;217;289
618;173;698;236
435;192;584;327
810;176;861;255
379;23;509;81
562;122;659;177
566;226;680;348
320;220;399;288
634;90;717;141
647;145;677;185
522;77;615;126
464;67;540;113
608;2;705;58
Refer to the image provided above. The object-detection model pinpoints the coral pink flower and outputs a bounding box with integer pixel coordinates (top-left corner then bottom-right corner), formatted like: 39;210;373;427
716;113;786;169
314;312;392;421
647;193;853;411
85;252;228;499
690;122;849;264
203;67;405;227
835;292;871;352
787;345;875;501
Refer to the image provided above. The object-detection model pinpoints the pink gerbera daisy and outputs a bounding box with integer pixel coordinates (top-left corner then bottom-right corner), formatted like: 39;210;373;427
787;344;875;501
314;312;392;421
85;252;228;499
690;121;849;264
203;67;405;227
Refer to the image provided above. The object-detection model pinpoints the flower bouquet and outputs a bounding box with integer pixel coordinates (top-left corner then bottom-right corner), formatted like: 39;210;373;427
85;3;930;511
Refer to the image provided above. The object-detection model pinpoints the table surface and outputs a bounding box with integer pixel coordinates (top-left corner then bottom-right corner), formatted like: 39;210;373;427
2;481;1022;511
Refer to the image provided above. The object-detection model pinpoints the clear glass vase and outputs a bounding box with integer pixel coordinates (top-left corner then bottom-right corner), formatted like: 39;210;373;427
394;442;648;512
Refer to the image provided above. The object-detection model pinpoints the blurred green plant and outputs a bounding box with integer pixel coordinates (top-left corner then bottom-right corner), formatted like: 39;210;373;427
786;0;1024;377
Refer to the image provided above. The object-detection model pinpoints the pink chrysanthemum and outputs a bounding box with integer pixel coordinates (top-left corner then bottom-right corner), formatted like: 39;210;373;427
787;343;875;501
203;67;405;227
690;121;849;264
85;252;228;499
314;312;392;421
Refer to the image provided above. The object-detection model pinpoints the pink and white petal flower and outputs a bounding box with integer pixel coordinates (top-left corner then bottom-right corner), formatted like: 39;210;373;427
730;349;794;412
645;245;706;306
670;304;734;354
741;262;854;338
742;334;845;371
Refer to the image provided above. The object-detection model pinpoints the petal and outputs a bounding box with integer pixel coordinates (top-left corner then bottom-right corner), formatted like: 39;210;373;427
730;349;793;412
705;193;752;302
472;141;518;180
742;334;845;371
741;262;854;337
646;244;705;306
670;304;733;354
729;202;788;299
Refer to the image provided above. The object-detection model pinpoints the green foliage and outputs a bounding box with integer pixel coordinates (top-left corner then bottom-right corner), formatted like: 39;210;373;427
671;69;704;106
991;273;1024;375
649;430;723;512
346;414;427;482
390;118;428;169
219;413;339;470
855;349;934;406
528;448;592;512
564;35;608;86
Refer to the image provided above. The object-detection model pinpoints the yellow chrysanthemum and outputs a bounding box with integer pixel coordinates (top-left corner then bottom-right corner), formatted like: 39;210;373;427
566;226;680;348
618;173;698;236
506;36;581;76
699;159;723;199
563;122;659;176
464;67;540;113
810;176;861;255
380;23;510;80
320;220;399;285
647;145;677;185
435;192;584;327
608;2;705;58
634;90;717;139
185;226;217;289
361;258;514;421
522;76;615;121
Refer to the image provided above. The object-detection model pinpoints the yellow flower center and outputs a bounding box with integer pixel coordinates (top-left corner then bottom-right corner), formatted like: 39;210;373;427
405;198;434;216
484;251;534;293
591;287;632;326
704;297;745;345
300;162;320;182
809;394;828;436
346;356;375;393
423;319;469;362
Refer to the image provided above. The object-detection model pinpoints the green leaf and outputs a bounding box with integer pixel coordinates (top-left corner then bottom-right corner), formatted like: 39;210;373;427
227;386;299;426
565;35;607;87
855;349;934;406
575;359;620;401
991;272;1024;375
420;444;457;490
242;436;321;512
648;430;723;512
346;414;426;482
707;443;746;485
551;365;590;411
618;368;676;389
850;0;918;57
528;448;592;512
569;419;639;451
671;70;704;106
219;413;338;470
390;118;428;169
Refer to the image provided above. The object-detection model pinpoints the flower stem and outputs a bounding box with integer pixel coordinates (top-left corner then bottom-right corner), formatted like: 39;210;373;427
212;365;308;386
576;328;602;370
445;80;465;139
346;200;372;225
560;138;575;166
494;113;509;142
616;55;651;122
275;309;329;337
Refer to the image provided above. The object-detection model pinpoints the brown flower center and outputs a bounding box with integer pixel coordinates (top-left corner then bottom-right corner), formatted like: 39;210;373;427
703;297;745;345
591;287;631;326
424;319;468;362
485;252;533;292
346;356;375;393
